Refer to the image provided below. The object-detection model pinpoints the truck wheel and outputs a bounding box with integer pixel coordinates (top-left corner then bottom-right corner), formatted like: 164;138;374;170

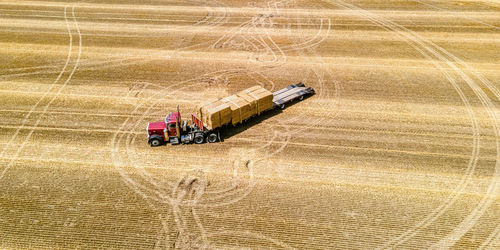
149;138;162;147
208;133;218;143
279;104;285;110
194;134;204;144
299;95;304;101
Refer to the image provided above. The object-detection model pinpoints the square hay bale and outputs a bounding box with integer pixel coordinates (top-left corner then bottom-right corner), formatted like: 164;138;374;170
237;86;273;115
204;104;231;129
242;85;262;92
197;98;231;129
253;88;274;111
195;86;274;128
237;92;257;111
222;95;252;125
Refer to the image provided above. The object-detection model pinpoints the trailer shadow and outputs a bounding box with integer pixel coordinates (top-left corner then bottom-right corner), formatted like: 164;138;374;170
219;108;283;141
220;94;314;141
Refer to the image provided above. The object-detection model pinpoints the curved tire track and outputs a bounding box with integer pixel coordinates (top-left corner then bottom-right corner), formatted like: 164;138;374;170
0;5;82;180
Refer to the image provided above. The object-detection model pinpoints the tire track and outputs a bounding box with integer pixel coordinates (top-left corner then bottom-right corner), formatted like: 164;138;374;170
109;0;343;247
121;70;267;205
323;0;498;248
412;0;500;31
1;0;498;248
0;6;74;159
335;2;484;247
111;55;270;245
112;0;325;247
328;1;481;248
112;76;252;248
2;0;311;246
480;222;500;249
0;2;230;81
0;5;81;180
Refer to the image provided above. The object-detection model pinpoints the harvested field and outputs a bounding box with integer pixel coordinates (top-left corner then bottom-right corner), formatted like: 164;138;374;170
1;0;500;248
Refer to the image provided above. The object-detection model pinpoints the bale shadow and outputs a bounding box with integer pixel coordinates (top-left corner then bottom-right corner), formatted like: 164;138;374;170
220;94;314;140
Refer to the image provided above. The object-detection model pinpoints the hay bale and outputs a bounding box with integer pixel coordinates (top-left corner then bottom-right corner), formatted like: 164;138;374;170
222;95;252;125
196;86;274;128
197;98;231;129
237;86;273;115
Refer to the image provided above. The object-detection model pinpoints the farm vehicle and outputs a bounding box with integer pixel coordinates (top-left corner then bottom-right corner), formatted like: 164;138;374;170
146;83;314;146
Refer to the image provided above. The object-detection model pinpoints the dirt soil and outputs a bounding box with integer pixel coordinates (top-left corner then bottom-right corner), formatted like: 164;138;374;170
1;0;500;249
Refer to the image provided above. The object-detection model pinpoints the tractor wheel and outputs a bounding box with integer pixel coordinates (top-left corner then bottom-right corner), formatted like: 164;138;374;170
208;133;218;143
149;138;162;147
194;134;205;144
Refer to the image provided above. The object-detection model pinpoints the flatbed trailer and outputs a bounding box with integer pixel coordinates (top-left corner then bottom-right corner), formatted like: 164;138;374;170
272;82;315;109
146;83;315;146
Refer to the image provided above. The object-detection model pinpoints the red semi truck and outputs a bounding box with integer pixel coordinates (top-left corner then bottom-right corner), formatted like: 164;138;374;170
146;83;314;146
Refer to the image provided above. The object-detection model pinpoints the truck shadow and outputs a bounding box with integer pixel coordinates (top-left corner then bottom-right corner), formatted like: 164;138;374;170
220;94;313;140
219;108;283;141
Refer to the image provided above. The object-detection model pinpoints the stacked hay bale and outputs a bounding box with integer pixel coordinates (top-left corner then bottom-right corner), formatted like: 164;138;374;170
196;98;232;129
196;86;273;129
222;94;251;125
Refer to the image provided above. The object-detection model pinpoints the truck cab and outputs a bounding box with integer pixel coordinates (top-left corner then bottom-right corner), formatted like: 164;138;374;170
165;112;180;137
147;112;180;146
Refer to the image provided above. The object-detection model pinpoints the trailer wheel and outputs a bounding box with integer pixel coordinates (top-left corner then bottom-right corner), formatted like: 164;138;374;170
208;133;218;143
279;104;285;110
149;138;162;147
299;95;304;101
194;134;204;144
